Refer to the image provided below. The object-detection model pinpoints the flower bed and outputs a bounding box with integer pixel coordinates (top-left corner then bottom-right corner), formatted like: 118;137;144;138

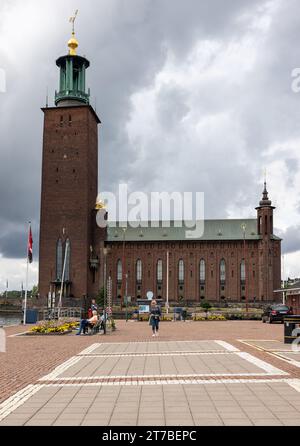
26;319;79;335
192;314;227;321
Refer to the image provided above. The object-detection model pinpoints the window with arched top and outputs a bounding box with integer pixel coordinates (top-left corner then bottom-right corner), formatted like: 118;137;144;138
56;239;63;281
136;259;142;282
157;259;163;282
117;259;122;281
240;259;245;282
220;259;226;283
199;259;205;283
178;259;184;283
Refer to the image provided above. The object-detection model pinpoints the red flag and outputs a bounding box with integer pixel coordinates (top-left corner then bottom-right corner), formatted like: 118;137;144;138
28;225;33;263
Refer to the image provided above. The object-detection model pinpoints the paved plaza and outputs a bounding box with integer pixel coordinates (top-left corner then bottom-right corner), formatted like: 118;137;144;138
1;321;300;426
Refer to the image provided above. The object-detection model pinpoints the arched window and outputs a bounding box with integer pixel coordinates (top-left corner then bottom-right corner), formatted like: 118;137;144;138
136;259;142;282
117;259;122;281
178;259;184;282
157;259;163;282
199;259;205;283
240;259;245;282
56;239;63;281
64;239;71;281
220;259;226;283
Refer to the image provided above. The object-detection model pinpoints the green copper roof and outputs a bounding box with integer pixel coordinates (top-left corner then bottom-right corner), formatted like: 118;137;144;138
106;219;281;242
55;55;90;106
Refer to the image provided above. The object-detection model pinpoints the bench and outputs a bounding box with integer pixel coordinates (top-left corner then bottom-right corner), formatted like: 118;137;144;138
84;319;106;335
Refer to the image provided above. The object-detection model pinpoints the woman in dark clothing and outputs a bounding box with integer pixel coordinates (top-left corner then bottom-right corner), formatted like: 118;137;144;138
149;299;161;337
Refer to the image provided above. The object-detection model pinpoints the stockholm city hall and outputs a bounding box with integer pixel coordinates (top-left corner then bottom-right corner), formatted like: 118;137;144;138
38;27;282;308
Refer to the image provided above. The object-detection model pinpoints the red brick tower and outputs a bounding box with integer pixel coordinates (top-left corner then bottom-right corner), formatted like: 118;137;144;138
256;182;281;300
38;30;101;305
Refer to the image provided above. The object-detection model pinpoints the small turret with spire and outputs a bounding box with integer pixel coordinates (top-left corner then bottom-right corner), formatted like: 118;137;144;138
259;181;272;207
256;173;275;237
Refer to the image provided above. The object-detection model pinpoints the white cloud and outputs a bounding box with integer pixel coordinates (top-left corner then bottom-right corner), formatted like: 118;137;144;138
0;256;38;293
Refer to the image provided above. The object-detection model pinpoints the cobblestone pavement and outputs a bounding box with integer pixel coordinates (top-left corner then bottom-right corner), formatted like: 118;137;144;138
1;321;300;426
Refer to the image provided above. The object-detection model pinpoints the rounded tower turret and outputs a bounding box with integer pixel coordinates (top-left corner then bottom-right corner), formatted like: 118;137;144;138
55;16;90;106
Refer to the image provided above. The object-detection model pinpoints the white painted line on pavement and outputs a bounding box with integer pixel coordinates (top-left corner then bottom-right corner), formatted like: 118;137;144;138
39;355;82;381
236;351;287;375
40;378;295;388
0;384;45;422
215;341;240;352
287;379;300;392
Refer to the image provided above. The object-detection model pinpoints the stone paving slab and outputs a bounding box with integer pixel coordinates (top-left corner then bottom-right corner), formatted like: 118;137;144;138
1;381;300;426
85;340;235;355
49;352;280;380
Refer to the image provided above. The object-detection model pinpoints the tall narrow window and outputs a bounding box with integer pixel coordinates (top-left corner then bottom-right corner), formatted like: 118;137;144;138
265;215;268;235
157;259;163;282
56;239;63;280
220;259;226;283
178;259;184;282
199;259;205;283
240;259;245;282
258;216;262;235
270;215;273;234
136;259;142;282
64;239;71;281
117;259;122;281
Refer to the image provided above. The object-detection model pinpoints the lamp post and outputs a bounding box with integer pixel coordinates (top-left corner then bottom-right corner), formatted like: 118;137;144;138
121;227;127;310
241;223;248;314
166;251;169;314
125;273;128;322
103;247;108;325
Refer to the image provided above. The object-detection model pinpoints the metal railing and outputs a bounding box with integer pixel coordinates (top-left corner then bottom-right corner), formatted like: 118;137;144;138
43;307;83;320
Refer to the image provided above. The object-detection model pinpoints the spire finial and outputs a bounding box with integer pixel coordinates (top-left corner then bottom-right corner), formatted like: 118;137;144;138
68;10;79;55
259;169;272;206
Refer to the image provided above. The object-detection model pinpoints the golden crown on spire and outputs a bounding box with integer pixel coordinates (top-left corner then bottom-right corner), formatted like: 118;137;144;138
68;9;79;56
95;199;106;210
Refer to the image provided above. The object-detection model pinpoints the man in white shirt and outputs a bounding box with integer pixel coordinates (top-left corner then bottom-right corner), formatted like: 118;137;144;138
76;310;98;335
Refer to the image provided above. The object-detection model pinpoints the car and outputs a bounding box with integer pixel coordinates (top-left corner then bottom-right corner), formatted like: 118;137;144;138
262;304;293;324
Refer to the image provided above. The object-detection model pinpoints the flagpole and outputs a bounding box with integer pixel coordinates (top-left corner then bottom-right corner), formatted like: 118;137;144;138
24;257;29;325
24;221;31;325
58;240;69;319
166;250;169;314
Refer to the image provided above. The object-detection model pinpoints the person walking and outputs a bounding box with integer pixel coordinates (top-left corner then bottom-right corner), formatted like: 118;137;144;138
149;299;161;337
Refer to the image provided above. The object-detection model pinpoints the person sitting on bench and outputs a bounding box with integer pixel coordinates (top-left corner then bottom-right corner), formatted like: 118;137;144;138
76;310;98;335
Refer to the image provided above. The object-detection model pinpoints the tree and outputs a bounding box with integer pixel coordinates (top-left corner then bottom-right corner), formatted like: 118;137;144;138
200;300;212;319
31;285;38;298
96;287;105;308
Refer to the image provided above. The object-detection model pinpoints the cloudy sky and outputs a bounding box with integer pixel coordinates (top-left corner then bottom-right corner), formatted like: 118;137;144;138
1;0;300;291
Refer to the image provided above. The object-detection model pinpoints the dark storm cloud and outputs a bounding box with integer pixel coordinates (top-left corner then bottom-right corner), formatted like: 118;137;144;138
277;225;300;254
0;0;300;270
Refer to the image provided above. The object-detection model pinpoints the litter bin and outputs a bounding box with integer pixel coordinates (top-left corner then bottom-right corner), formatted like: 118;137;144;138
25;309;38;324
284;315;300;344
174;307;183;321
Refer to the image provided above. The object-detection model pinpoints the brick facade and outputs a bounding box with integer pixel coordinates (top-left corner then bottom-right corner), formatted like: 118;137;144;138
39;105;100;304
104;237;281;304
38;53;282;306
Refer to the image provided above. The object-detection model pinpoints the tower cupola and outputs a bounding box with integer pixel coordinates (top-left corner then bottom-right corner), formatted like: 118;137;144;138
55;11;90;106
